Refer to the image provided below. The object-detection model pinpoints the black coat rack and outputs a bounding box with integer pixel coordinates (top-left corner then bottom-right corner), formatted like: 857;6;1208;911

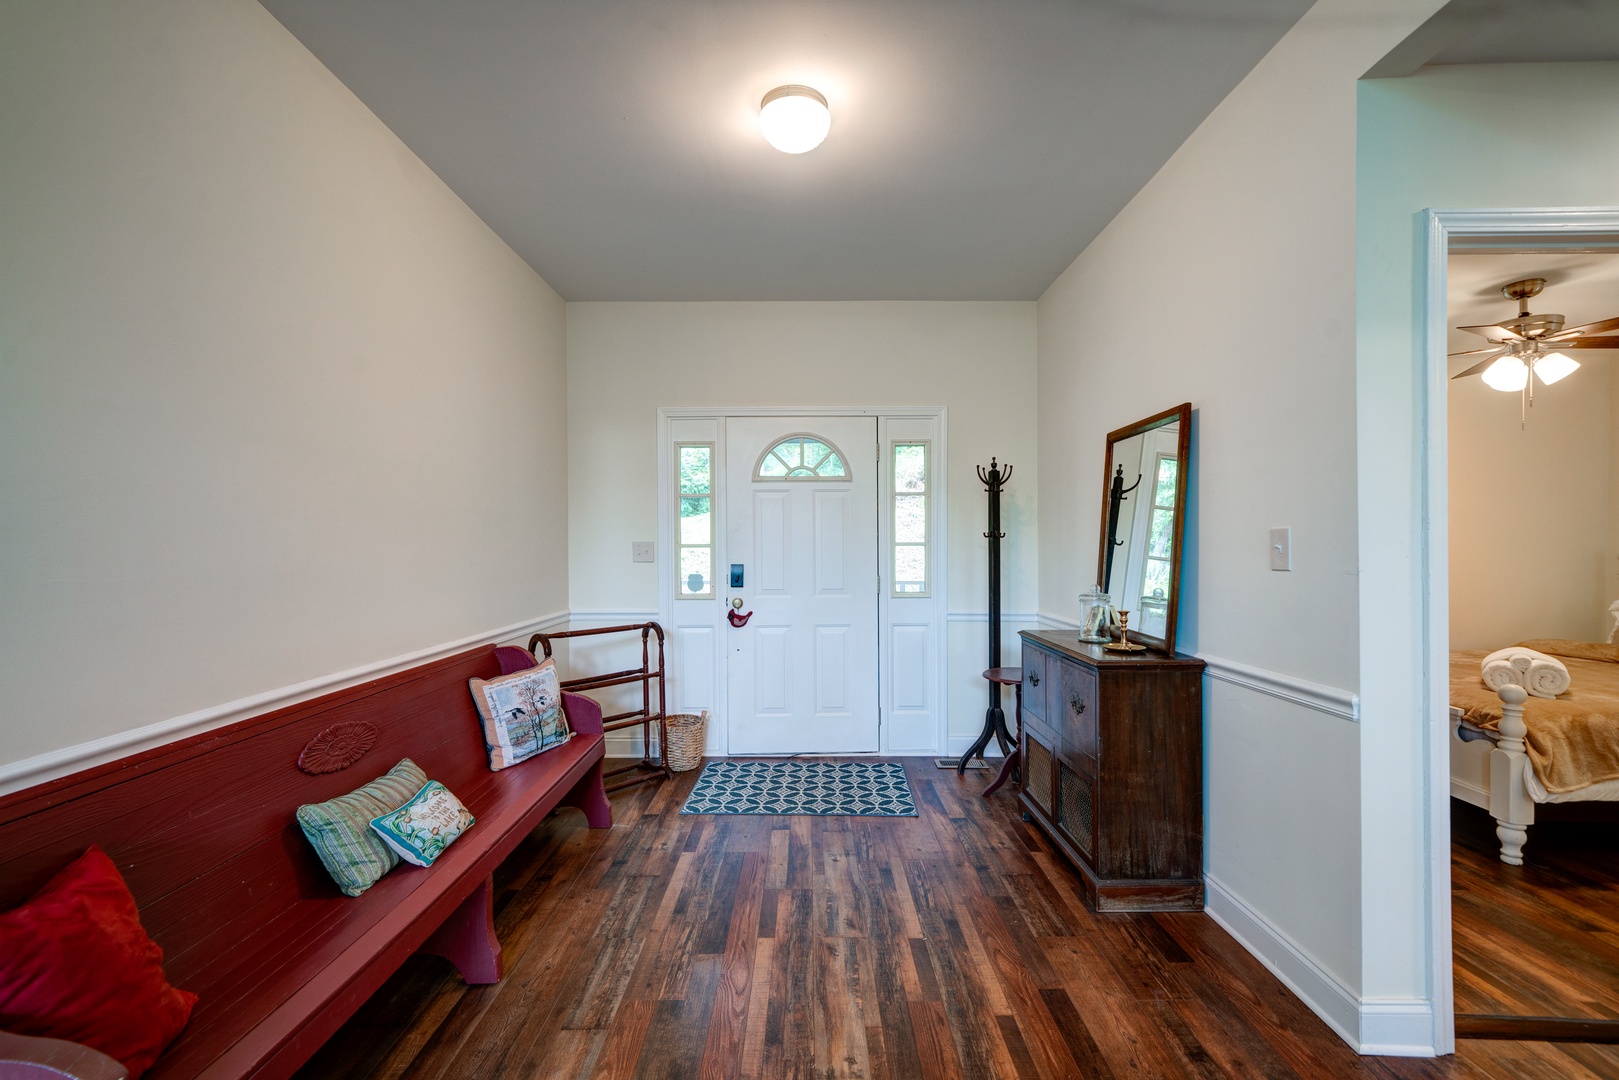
957;458;1013;774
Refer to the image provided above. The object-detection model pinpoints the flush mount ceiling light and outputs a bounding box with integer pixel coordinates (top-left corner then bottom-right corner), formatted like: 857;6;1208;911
759;85;830;154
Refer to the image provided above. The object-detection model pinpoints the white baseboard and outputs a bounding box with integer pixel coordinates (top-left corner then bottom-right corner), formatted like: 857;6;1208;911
1359;1000;1439;1057
604;733;978;759
944;734;1006;757
1205;875;1435;1057
0;609;570;797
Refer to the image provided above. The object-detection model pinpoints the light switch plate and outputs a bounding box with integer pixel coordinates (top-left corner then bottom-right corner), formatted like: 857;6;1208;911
631;541;654;563
1269;527;1291;571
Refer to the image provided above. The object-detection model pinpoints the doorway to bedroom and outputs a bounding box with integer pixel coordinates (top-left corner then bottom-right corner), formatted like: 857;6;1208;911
1439;237;1619;1047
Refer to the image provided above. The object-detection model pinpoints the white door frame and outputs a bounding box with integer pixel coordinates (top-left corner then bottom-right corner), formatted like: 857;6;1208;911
1418;207;1619;1055
657;406;949;756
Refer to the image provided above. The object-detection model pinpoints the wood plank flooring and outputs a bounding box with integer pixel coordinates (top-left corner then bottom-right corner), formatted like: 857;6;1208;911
294;761;1619;1079
1451;799;1619;1033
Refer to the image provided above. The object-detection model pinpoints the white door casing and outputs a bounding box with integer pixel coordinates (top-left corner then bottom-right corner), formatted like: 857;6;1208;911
1415;209;1619;1057
724;416;880;754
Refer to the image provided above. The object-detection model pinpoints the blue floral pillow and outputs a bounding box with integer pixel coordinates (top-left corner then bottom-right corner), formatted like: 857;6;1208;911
369;781;475;867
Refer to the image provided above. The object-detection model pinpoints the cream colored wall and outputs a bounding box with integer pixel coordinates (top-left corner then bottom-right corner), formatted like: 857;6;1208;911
1449;356;1613;650
1358;60;1619;1016
0;0;568;783
565;301;1037;748
1039;0;1447;1037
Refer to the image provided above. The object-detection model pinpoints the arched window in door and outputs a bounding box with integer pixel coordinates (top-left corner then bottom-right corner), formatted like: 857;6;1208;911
753;434;851;481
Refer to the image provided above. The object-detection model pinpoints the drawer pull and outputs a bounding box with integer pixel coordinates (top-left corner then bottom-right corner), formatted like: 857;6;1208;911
1070;696;1086;715
1028;672;1040;687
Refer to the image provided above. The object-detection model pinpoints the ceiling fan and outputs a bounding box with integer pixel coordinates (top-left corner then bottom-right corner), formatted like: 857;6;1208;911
1451;277;1619;397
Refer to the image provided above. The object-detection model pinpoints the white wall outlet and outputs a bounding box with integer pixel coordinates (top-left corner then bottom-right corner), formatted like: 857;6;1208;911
631;541;654;563
1269;527;1292;571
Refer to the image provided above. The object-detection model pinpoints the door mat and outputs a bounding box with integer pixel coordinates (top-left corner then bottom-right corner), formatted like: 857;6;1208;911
680;760;917;817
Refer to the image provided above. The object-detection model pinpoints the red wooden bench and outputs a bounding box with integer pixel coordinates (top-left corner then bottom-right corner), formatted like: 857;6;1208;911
0;644;609;1080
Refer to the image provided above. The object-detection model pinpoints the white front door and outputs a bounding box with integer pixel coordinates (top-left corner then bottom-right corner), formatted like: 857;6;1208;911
725;416;879;754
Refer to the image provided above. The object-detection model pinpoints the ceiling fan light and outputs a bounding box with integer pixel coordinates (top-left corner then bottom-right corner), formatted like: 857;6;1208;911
1481;356;1528;392
759;85;830;154
1533;353;1580;385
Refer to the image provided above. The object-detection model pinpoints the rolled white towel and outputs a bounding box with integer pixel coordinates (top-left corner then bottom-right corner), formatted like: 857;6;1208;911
1481;648;1534;691
1480;646;1570;699
1481;658;1525;693
1525;654;1570;699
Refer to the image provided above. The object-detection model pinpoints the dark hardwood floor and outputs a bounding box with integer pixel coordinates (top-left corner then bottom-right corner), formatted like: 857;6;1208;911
1452;798;1619;1038
295;761;1619;1079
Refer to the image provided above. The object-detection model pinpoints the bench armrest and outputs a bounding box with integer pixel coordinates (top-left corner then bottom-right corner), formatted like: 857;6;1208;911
0;1031;128;1080
561;692;603;737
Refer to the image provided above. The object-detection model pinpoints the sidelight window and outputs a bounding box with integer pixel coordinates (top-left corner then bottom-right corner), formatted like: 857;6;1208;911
676;443;714;598
892;442;929;596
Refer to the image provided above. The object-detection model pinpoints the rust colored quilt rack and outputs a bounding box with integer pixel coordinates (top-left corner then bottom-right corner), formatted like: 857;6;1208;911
531;621;670;792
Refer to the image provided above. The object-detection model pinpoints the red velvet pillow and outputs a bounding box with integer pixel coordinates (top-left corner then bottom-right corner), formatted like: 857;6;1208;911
0;846;197;1079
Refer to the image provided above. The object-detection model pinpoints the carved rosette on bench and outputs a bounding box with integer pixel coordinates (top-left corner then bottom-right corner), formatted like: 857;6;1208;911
297;720;379;775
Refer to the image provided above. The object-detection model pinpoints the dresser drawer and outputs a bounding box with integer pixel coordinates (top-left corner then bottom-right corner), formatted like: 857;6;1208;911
1020;648;1047;721
1060;662;1099;762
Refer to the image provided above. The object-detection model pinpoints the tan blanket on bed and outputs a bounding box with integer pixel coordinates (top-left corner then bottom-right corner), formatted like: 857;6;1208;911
1451;639;1619;794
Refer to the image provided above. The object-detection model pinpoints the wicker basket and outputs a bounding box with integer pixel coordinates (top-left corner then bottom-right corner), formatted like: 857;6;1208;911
664;711;708;773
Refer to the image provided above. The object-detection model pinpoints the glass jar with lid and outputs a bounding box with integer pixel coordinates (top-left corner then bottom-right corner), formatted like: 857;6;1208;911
1077;586;1114;643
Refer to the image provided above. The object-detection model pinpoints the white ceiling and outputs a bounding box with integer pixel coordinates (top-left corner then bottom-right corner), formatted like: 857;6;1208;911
1448;251;1619;376
259;0;1310;301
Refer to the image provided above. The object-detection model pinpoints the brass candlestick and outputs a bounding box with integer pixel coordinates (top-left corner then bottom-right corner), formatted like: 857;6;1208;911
1104;609;1147;653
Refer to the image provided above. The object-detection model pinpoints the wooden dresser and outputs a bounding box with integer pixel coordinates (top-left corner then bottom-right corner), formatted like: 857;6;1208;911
1018;629;1205;911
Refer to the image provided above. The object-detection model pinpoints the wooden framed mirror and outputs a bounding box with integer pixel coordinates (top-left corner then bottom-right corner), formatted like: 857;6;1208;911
1096;403;1192;656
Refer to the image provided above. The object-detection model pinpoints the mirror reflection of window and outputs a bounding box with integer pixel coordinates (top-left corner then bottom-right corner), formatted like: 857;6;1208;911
1137;453;1178;637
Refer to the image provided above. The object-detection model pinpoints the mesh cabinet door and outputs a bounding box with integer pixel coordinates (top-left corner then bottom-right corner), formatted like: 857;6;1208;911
1057;761;1094;859
1025;735;1054;817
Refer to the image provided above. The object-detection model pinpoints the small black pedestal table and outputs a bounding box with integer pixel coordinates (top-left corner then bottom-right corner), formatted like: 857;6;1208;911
978;667;1023;796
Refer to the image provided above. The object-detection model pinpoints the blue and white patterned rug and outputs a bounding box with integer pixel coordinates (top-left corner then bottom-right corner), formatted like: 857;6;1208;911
680;760;917;817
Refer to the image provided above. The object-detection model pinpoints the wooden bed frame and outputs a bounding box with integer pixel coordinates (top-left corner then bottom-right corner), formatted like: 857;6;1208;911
1451;684;1537;865
1452;681;1619;865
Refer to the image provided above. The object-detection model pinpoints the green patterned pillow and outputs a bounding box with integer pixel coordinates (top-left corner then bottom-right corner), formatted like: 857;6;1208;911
296;758;426;897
